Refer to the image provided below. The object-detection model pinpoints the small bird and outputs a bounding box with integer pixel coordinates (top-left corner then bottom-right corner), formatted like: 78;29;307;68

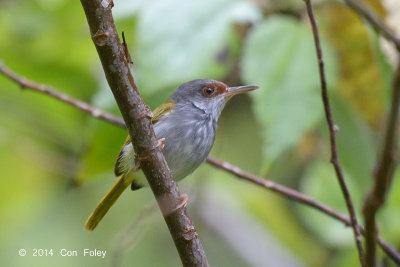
84;79;258;231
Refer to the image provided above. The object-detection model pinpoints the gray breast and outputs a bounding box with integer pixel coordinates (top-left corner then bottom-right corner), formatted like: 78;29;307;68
154;103;216;181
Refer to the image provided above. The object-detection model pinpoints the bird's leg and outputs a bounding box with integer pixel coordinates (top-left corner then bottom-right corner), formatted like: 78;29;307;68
137;108;153;121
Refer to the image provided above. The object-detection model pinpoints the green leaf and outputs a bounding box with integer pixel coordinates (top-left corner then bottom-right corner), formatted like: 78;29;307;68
134;0;261;94
329;93;375;196
242;16;337;168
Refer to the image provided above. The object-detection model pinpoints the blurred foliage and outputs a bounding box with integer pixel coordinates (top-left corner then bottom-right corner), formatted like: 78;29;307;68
242;15;336;169
0;0;399;266
322;3;388;128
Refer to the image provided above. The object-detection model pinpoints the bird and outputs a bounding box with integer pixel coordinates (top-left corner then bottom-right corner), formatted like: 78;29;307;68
84;79;258;231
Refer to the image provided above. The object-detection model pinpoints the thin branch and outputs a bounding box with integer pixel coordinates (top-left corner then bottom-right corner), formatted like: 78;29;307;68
362;64;400;266
2;61;400;264
206;157;400;265
206;157;350;224
0;61;125;127
303;1;366;265
344;0;400;51
341;0;400;265
79;1;208;266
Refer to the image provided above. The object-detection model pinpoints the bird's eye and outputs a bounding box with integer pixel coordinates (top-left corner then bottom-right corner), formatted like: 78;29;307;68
202;87;215;97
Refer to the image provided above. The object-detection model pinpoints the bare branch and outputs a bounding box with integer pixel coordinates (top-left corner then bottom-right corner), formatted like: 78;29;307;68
362;64;400;266
206;157;400;265
344;0;400;51
79;1;208;266
206;157;350;223
0;61;125;127
338;0;400;264
303;1;366;265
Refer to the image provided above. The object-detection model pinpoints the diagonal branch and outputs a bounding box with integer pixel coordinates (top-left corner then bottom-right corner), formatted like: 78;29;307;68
341;0;400;265
303;1;366;265
79;1;208;266
362;64;400;266
206;157;400;265
0;61;125;127
206;157;350;224
2;61;400;265
344;0;400;51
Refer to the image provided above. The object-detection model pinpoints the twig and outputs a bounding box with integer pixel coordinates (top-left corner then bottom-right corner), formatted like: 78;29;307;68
303;1;366;266
2;62;400;264
0;61;125;127
342;0;400;265
206;157;400;265
79;1;209;266
344;0;400;51
362;65;400;266
122;31;133;65
206;157;350;223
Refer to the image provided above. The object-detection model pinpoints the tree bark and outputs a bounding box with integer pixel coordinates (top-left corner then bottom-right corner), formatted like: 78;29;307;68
80;1;209;266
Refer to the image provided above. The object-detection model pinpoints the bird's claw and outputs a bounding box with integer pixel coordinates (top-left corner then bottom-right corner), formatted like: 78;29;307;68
135;138;166;164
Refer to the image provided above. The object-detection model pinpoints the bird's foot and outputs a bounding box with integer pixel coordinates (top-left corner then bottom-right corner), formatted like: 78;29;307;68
135;138;166;164
138;109;153;120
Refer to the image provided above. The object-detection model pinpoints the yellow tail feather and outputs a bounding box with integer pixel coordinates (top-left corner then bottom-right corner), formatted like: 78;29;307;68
84;174;133;231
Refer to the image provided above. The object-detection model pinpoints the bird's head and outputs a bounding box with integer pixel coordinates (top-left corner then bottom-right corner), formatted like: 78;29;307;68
170;79;259;119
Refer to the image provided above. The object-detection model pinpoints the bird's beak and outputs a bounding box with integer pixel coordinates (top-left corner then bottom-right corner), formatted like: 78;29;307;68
223;85;259;98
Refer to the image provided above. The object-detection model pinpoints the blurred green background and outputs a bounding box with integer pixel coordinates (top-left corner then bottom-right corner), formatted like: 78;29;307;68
1;0;399;266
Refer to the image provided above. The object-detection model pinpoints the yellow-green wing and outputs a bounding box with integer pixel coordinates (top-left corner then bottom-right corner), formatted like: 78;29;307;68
113;100;175;176
114;135;132;176
152;100;175;124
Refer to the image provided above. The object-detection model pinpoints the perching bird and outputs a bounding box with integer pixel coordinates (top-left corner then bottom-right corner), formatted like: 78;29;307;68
84;79;258;231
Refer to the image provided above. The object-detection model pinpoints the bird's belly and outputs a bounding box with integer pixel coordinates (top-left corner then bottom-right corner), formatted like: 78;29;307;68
155;121;215;181
162;139;208;181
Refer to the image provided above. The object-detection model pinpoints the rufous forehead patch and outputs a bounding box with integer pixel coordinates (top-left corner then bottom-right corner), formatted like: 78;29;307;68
207;82;228;94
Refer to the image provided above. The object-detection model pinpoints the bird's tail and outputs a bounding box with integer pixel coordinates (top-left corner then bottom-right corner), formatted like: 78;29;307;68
84;174;133;231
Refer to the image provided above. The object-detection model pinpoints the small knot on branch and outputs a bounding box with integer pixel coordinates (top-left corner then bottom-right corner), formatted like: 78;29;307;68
333;124;340;132
92;30;110;47
182;225;197;241
100;0;114;9
91;108;102;118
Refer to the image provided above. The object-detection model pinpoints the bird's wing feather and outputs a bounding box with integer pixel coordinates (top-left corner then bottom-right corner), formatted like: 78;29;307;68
114;135;132;176
151;100;175;124
113;100;175;176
